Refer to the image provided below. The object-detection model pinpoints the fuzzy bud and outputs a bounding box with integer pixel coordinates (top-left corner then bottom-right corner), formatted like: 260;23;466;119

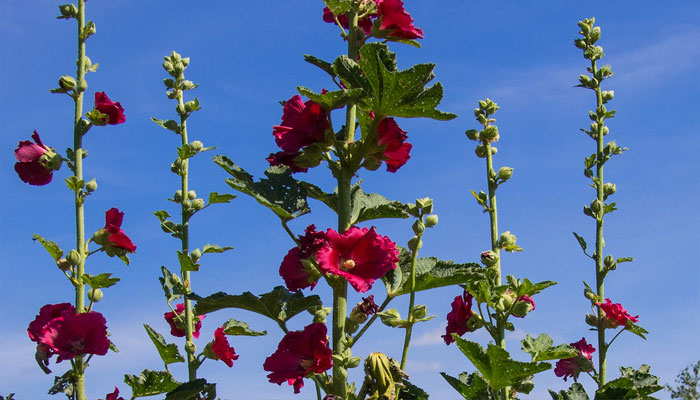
191;198;205;211
480;250;499;267
585;313;598;327
187;190;197;200
85;178;97;193
189;140;204;152
190;248;202;263
495;290;517;313
498;231;517;249
424;214;438;228
511;295;535;318
173;190;183;202
185;341;196;355
481;125;500;142
407;236;422;252
66;249;81;266
58;4;78;18
412;220;425;235
497;167;513;182
88;288;103;302
58;75;76;90
475;145;487;158
603;183;616;196
590;199;602;214
465;129;479;141
56;258;72;272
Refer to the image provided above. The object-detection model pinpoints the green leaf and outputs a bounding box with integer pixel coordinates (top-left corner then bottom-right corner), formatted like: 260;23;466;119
221;318;267;336
208;192;236;204
32;234;64;261
511;375;535;394
377;308;405;328
151;117;180;134
177;250;199;272
383;247;485;297
143;324;185;366
521;334;579;362
159;265;185;302
594;365;662;399
333;55;371;92
625;321;649;340
549;383;591;400
517;278;557;296
124;369;180;398
303;54;336;77
572;232;588;253
399;378;430;400
603;202;618;215
165;379;216;400
323;0;352;15
440;372;494;400
191;286;322;326
65;176;85;193
297;86;365;110
616;257;634;264
214;155;311;221
154;210;171;223
81;273;120;290
201;244;234;254
48;370;75;397
452;336;551;391
392;38;422;48
358;43;456;120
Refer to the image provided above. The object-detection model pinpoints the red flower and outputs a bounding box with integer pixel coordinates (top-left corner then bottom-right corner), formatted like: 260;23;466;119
14;131;62;186
322;6;375;35
280;225;327;291
554;337;595;382
596;298;639;328
316;226;399;293
442;291;477;345
298;224;328;258
94;92;126;125
266;151;308;173
273;95;328;154
95;208;137;253
263;323;332;394
211;327;239;367
28;303;75;342
103;387;125;400
375;0;423;39
39;310;110;362
377;117;412;172
511;294;536;318
164;303;205;339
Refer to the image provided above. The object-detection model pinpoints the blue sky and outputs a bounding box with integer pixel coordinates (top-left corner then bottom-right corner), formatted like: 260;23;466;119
1;1;699;399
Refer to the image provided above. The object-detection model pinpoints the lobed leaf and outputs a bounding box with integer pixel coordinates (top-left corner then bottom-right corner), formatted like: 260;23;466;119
165;379;216;400
521;334;579;362
440;371;493;400
81;273;120;290
32;234;64;261
124;369;180;398
143;324;185;366
549;383;591;400
303;54;336;77
297;86;365;110
221;318;267;336
208;192;236;204
594;365;662;399
159;265;185;302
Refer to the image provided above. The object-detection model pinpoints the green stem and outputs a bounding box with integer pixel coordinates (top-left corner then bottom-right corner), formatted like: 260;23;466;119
349;296;392;348
396;230;421;400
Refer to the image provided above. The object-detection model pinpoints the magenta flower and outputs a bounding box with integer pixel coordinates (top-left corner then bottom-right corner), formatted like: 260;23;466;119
211;327;239;367
94;92;126;125
298;224;328;258
377;117;412;172
596;298;639;328
263;323;332;394
28;303;76;342
375;0;423;39
103;387;125;400
164;303;205;339
273;95;328;154
554;337;595;382
316;226;399;293
101;208;137;253
322;6;375;34
279;225;327;291
14;131;62;186
442;291;477;345
39;310;110;362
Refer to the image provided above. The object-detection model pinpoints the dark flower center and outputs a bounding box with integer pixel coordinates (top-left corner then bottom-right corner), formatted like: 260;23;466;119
70;339;85;354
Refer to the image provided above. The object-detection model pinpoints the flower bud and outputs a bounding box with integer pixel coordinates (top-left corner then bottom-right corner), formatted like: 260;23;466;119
410;304;428;320
601;90;614;103
184;100;198;113
466;313;484;331
185;341;197;355
88;288;103;302
190;248;202;263
364;352;395;398
495;290;517;313
162;61;174;72
511;295;535;318
465;129;479;141
407;236;422;252
603;183;616;196
604;255;615;270
173;61;185;75
497;167;514;182
362;156;382;171
498;231;517;249
585;313;598;327
66;249;81;266
173;190;183;202
424;214;438;228
412;220;425;235
475;145;487;158
480;250;499;267
584;288;598;302
58;4;78;18
175;103;186;115
481;125;499;142
491;146;498;155
187;190;197;200
415;197;433;214
56;258;72;272
163;78;175;89
191;198;205;211
58;75;76;90
161;220;177;234
189;140;204;152
590;199;602;214
181;57;190;67
85;178;97;193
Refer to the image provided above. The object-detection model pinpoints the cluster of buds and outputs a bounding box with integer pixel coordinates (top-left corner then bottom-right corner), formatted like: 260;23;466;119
406;197;438;252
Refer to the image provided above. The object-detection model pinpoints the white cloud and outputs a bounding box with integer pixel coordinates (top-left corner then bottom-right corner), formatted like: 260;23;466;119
406;359;443;373
411;324;446;346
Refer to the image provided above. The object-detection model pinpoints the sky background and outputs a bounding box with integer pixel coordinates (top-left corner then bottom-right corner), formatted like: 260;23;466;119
1;1;699;399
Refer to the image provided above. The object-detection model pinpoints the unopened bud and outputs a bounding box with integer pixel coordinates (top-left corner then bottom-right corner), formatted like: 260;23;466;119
173;190;183;202
407;236;422;252
56;258;72;272
480;250;499;267
181;57;190;67
58;75;76;90
364;353;395;398
187;190;197;199
590;199;602;214
481;125;499;142
511;295;535;318
189;140;203;152
495;290;516;313
66;249;81;266
184;100;197;112
584;288;598;302
498;231;517;248
163;78;175;89
85;179;97;193
604;255;615;270
88;288;103;302
424;214;438;227
475;145;487;158
466;313;484;331
190;249;202;263
497;167;513;182
412;220;425;235
465;129;479;141
162;61;174;72
410;304;428;320
603;183;616;196
191;198;205;211
58;4;78;18
185;341;196;355
585;313;598;327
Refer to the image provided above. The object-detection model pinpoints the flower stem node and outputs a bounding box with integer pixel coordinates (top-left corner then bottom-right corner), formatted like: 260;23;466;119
57;4;78;19
424;214;438;228
66;249;82;266
88;288;103;303
407;236;422;252
480;250;499;267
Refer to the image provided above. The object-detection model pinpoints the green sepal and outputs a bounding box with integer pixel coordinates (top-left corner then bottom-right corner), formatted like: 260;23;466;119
625;321;649;340
214;155;311;221
159;265;185;302
165;379;216;400
549;383;590;400
303;54;336;77
297;86;365;110
177;250;199;272
32;234;64;261
208;192;236;204
452;336;551;391
594;365;662;399
440;371;494;400
221;318;267;336
81;273;120;290
123;369;180;398
143;324;185;366
521;334;579;362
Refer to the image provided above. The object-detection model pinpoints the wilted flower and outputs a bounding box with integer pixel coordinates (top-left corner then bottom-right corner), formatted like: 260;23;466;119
164;303;205;339
350;295;379;323
279;225;327;291
273;95;328;154
554;337;595;382
211;327;239;367
14;131;62;186
376;117;412;173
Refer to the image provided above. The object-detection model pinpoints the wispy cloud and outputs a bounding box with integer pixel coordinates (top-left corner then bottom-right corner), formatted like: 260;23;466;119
412;324;446;346
406;359;443;373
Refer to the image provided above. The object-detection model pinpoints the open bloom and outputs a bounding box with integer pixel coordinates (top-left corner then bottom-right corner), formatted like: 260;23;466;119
442;291;478;345
554;337;595;382
94;92;126;125
316;226;399;293
377;117;412;172
103;387;125;400
596;298;639;328
39;310;110;362
273;95;328;154
93;208;137;254
263;323;332;394
27;303;76;371
280;225;327;291
14;131;62;186
211;327;239;367
375;0;423;39
164;303;205;339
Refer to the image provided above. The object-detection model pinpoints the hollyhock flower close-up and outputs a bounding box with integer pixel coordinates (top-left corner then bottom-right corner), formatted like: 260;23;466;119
39;310;110;362
164;303;205;339
211;327;239;367
27;303;76;342
596;298;639;328
94;208;137;253
263;323;333;394
14;130;62;186
375;0;423;39
272;95;328;154
377;117;412;172
316;226;399;293
442;291;477;345
94;91;126;125
554;337;596;382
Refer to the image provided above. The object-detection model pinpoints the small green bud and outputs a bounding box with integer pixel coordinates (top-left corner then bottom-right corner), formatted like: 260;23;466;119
407;236;422;252
175;103;186;115
58;75;76;90
76;78;88;93
66;249;81;266
498;231;517;249
604;254;615;269
85;178;97;193
590;199;602;214
415;197;433;213
58;4;78;19
189;140;204;152
583;205;594;217
362;156;382;171
187;190;197;199
181;57;190;67
603;183;616;196
171;159;183;174
495;290;517;313
491;146;498;155
377;309;403;328
465;129;479;141
163;78;175;89
585;313;598;327
180;80;197;90
601;90;614;103
411;304;428;320
184;100;197;112
190;248;202;263
497;167;513;182
584;288;598;302
476;113;488;124
191;198;205;211
475;144;487;158
480;250;499;267
185;341;196;355
466;314;484;331
161;220;177;234
364;353;395;398
412;220;425;235
170;51;182;62
590;26;601;43
56;258;72;272
173;61;185;75
481;125;499;142
88;288;103;302
511;295;535;318
173;190;183;202
162;61;174;72
424;214;438;228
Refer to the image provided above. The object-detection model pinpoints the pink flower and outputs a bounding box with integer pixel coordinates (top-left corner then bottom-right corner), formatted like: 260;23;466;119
554;337;595;382
94;92;126;125
279;225;327;291
263;323;332;394
103;387;125;400
596;298;639;328
377;117;412;172
211;327;239;367
14;131;61;186
266;151;308;173
39;310;110;362
28;303;75;342
511;294;536;318
442;291;477;345
101;208;137;253
273;95;328;154
316;226;399;293
375;0;423;39
322;6;375;35
164;303;205;339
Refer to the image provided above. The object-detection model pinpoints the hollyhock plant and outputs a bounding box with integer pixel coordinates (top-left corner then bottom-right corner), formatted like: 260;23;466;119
316;226;399;293
442;291;477;345
266;151;308;173
377;117;412;172
39;310;110;362
14;131;62;186
164;303;205;339
263;323;333;394
272;95;329;154
322;6;375;34
211;327;239;367
93;92;126;125
511;294;536;318
280;225;327;291
93;208;137;254
554;337;596;382
596;298;639;328
375;0;423;39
